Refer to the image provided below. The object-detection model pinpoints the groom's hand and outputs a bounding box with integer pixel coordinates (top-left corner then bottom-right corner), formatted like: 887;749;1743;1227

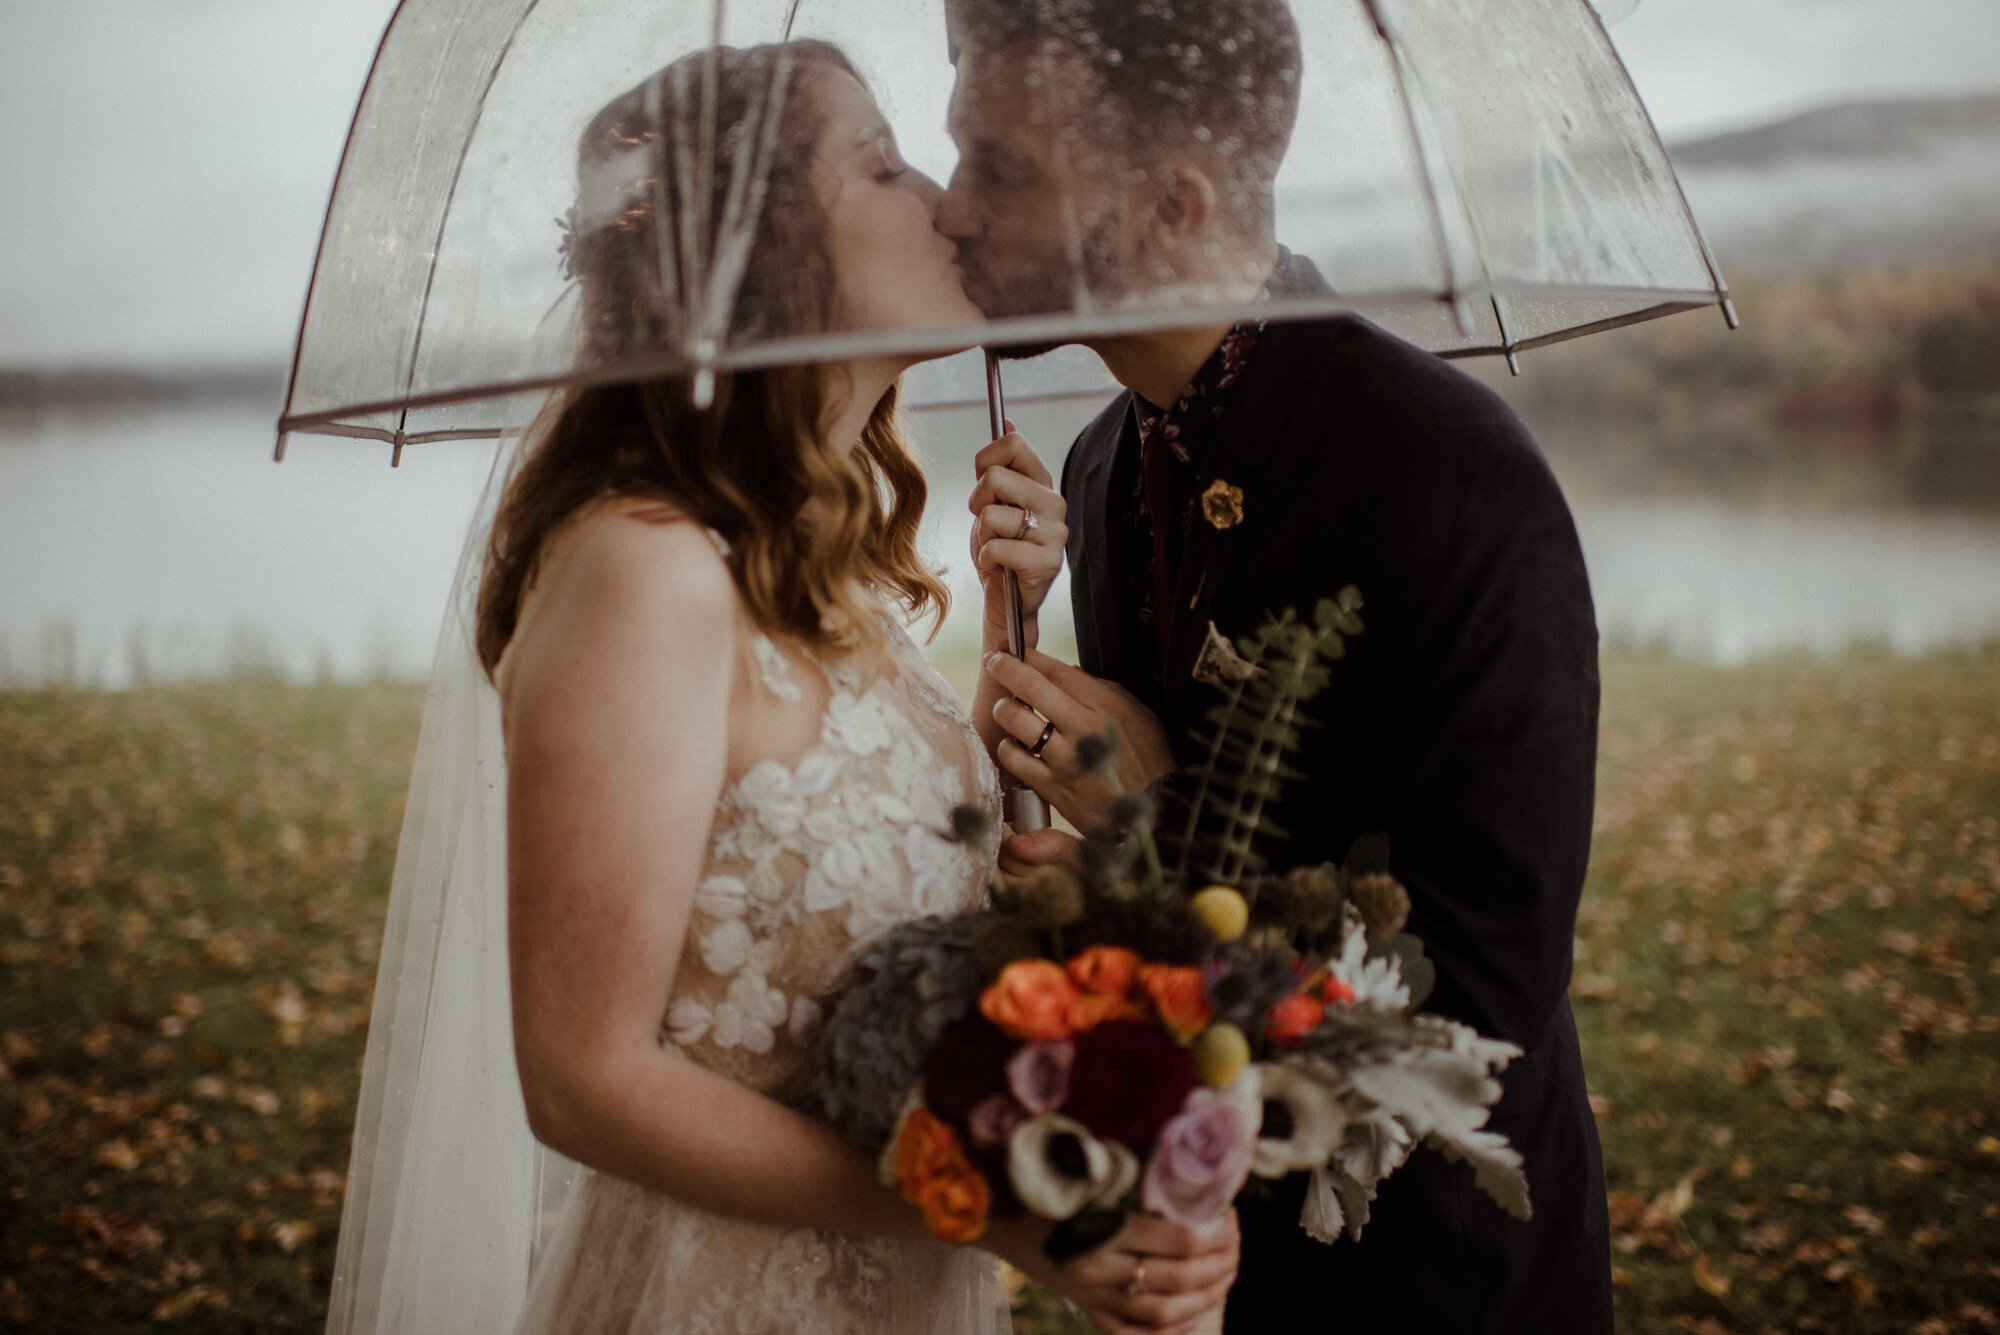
985;650;1177;830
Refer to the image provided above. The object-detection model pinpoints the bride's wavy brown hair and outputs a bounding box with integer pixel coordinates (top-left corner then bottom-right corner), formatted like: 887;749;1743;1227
476;40;948;675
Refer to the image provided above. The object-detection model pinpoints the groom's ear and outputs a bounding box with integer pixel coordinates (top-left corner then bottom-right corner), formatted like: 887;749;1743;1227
1142;163;1218;260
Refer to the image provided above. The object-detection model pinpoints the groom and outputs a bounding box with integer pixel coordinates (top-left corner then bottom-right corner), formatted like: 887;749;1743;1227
941;1;1614;1331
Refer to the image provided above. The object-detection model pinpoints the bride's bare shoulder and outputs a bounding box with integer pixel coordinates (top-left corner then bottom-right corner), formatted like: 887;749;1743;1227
542;497;729;601
500;498;736;692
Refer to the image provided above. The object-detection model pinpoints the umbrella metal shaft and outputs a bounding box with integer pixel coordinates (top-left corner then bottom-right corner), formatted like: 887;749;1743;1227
989;352;1050;835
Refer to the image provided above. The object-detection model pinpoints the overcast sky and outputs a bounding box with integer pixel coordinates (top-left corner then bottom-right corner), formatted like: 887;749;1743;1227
2;0;1996;367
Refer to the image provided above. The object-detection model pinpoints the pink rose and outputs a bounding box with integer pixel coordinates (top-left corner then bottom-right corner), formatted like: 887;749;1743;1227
1140;1088;1255;1237
968;1094;1027;1148
1006;1040;1075;1115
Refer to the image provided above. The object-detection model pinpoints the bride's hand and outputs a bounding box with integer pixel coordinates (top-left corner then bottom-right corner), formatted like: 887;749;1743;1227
984;1210;1240;1335
969;422;1067;648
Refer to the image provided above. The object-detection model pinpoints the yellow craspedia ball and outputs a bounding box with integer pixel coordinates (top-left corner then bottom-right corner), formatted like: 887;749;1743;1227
1191;1022;1251;1087
1190;885;1249;943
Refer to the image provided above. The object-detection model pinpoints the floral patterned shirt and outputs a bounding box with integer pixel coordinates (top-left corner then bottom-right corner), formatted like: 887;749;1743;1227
1123;320;1266;679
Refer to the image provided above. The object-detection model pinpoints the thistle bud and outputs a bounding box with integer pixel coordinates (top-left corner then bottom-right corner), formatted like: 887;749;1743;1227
1079;837;1122;889
1072;732;1117;775
1263;865;1342;932
1108;789;1155;833
973;917;1041;979
1351;871;1411;939
1017;867;1085;930
947;804;995;849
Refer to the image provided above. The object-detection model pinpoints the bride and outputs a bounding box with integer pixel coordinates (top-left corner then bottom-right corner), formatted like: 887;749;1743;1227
325;37;1236;1335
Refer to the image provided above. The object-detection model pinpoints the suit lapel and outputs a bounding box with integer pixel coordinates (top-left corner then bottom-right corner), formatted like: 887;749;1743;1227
1069;396;1131;627
1066;392;1166;712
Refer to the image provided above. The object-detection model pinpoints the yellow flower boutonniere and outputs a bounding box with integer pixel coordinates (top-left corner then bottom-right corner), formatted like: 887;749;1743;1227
1201;478;1245;531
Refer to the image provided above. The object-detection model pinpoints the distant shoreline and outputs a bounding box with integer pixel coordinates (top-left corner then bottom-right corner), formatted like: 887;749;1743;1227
0;365;287;415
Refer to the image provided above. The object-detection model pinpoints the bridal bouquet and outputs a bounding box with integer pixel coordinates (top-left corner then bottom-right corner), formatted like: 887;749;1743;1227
812;596;1530;1258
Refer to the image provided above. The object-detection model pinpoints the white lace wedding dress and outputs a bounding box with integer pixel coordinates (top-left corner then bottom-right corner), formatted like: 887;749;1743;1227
510;608;1013;1335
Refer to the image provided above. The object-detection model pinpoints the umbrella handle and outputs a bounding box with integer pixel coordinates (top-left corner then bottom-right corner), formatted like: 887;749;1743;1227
987;353;1051;835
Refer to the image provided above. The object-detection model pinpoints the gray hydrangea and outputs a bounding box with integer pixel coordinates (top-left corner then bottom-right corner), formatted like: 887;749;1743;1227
810;911;984;1151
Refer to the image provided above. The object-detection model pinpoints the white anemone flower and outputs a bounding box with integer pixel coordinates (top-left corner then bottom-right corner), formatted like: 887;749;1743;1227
1093;1142;1142;1210
1324;923;1411;1012
1249;1061;1348;1179
1009;1114;1130;1219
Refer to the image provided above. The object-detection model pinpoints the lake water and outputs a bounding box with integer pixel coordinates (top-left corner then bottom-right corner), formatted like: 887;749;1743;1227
3;398;1998;688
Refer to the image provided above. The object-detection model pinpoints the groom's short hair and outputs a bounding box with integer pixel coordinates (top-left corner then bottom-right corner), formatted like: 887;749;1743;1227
946;0;1303;230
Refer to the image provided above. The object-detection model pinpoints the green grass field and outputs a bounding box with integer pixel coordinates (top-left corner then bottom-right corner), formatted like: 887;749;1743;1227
2;655;1996;1333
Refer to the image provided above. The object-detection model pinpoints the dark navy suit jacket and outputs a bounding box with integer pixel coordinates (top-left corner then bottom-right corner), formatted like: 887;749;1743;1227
1058;288;1614;1333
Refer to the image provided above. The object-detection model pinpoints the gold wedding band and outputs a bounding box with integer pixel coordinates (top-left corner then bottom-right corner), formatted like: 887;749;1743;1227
1125;1262;1148;1297
1028;718;1056;759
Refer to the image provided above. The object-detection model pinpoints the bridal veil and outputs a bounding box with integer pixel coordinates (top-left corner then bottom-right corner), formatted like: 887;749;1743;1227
323;411;579;1335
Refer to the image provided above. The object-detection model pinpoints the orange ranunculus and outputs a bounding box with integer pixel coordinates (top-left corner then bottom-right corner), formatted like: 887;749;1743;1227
980;959;1079;1042
915;1156;991;1244
892;1107;991;1243
893;1106;957;1191
1068;989;1151;1032
1067;944;1143;997
1266;993;1325;1048
1320;973;1356;1007
1141;965;1213;1041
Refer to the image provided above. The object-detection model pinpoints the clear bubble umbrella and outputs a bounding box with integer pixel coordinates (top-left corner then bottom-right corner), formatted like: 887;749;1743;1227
294;5;1732;1332
276;0;1730;464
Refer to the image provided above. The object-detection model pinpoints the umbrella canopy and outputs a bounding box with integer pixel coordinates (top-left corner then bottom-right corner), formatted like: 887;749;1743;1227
277;0;1730;456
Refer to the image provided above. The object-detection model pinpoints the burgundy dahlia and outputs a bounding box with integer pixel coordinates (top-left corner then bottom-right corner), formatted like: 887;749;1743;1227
922;1013;1017;1124
1060;1019;1198;1151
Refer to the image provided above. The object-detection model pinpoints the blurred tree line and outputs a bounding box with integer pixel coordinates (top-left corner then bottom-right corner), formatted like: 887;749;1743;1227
1493;266;2000;507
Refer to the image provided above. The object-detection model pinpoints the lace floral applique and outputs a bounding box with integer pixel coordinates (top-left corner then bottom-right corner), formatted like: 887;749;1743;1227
661;606;1002;1087
750;633;805;704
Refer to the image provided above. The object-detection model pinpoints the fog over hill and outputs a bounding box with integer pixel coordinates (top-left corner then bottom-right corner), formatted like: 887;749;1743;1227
1670;94;2000;275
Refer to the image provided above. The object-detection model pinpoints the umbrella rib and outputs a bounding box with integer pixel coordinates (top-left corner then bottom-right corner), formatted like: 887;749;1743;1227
688;13;726;398
644;75;682;349
389;0;550;467
276;0;421;462
702;51;794;357
1490;295;1520;376
1484;298;1713;354
1361;0;1469;334
1574;0;1737;328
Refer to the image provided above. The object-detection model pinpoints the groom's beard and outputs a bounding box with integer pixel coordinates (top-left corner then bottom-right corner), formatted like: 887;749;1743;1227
960;207;1130;360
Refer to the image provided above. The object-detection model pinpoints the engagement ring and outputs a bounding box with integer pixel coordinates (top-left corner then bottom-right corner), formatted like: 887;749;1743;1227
1125;1263;1148;1297
1014;509;1038;540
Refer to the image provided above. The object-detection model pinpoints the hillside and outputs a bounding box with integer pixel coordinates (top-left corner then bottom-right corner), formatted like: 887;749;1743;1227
1669;95;2000;275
